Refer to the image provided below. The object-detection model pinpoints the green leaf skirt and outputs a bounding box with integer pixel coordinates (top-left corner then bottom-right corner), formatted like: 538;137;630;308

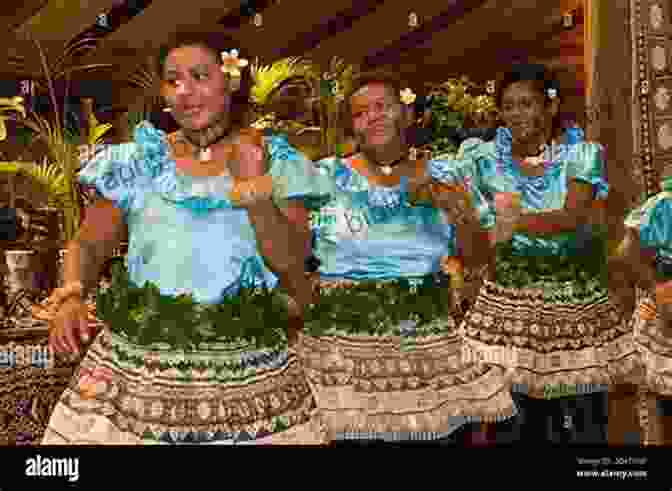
95;262;293;351
302;274;457;337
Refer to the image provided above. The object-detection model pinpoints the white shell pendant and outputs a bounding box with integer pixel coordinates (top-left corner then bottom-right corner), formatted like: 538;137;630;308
199;147;212;162
380;165;393;176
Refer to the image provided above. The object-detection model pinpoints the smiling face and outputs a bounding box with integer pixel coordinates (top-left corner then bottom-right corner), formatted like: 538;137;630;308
161;44;232;131
499;80;557;146
350;83;407;151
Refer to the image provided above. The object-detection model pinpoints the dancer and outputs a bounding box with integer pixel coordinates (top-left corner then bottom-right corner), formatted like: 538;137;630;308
300;71;516;443
428;64;640;444
41;31;329;444
612;177;672;444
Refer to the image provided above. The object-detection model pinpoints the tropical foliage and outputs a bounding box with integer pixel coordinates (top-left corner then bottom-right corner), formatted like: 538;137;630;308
318;57;357;155
250;55;357;158
0;97;27;142
0;35;112;242
425;77;497;155
125;56;162;121
250;56;316;107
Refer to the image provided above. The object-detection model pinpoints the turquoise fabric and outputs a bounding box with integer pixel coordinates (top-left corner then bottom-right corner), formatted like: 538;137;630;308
429;127;607;256
78;121;330;304
625;191;672;260
309;155;456;280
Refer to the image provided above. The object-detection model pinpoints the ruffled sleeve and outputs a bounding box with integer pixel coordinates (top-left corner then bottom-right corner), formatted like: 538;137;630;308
565;142;609;200
624;192;672;250
77;121;167;217
428;139;496;229
265;134;331;210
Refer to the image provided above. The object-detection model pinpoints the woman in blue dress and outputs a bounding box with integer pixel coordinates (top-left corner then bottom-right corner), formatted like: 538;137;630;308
426;64;641;444
40;32;330;444
300;71;516;443
613;176;672;444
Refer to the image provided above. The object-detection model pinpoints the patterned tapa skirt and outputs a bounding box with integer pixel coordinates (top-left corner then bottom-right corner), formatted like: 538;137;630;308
631;290;672;396
41;326;327;445
0;323;80;445
459;251;642;399
297;277;516;441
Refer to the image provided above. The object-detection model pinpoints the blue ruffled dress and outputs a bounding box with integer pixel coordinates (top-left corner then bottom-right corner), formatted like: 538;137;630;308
41;122;331;445
625;185;672;396
429;127;640;399
298;154;516;441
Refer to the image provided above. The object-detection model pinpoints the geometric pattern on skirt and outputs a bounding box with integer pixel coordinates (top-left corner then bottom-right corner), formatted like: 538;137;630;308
297;317;517;441
459;279;643;399
632;293;672;396
0;343;78;445
41;327;328;444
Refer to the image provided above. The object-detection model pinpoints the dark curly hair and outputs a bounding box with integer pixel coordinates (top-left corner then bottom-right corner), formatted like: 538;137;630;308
495;63;563;137
339;70;410;138
494;63;561;107
157;31;253;129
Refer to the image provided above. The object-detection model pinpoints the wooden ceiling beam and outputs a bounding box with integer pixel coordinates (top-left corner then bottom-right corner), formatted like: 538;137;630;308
304;0;478;68
434;1;563;65
2;0;122;78
385;0;566;86
14;0;118;41
366;0;515;69
76;0;240;84
0;0;49;31
233;0;382;65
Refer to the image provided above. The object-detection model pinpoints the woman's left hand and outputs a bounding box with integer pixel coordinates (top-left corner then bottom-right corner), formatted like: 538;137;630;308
229;129;266;179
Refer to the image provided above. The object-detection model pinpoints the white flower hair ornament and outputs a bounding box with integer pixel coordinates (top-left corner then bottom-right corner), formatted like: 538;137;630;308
221;49;249;91
547;87;558;99
400;88;416;105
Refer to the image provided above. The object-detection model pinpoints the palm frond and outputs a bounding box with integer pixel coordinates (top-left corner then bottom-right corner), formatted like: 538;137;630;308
0;97;26;116
89;123;113;146
0;162;21;174
125;58;162;119
52;36;101;72
0;97;26;142
56;63;114;79
251;57;316;106
0;159;69;203
127;64;158;90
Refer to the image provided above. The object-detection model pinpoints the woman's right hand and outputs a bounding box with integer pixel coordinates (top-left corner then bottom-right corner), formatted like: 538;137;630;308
48;297;97;357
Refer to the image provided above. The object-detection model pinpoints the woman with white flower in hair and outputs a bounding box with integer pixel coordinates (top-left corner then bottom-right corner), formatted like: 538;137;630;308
300;71;516;444
40;31;331;445
420;64;641;444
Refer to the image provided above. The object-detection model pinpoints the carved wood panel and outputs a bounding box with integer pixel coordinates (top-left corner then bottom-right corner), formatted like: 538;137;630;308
631;0;672;198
